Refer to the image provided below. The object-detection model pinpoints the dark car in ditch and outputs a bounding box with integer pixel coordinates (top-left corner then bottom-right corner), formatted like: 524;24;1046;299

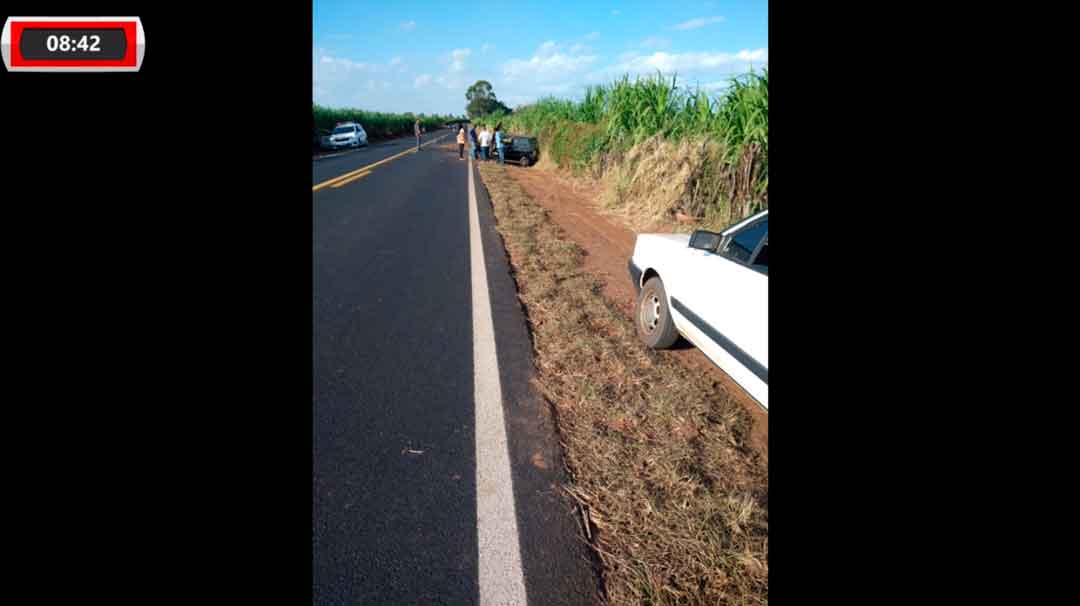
500;135;539;167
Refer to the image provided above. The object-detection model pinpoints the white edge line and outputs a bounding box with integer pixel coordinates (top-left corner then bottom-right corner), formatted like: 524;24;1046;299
469;153;528;605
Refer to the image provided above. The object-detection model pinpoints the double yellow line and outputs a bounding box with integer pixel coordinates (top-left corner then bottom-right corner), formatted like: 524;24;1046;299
312;133;452;192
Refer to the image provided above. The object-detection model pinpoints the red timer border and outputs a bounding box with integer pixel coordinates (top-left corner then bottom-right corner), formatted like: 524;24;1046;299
3;17;144;72
12;21;136;67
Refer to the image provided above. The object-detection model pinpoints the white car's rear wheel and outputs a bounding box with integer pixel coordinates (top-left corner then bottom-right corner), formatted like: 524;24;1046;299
637;277;679;349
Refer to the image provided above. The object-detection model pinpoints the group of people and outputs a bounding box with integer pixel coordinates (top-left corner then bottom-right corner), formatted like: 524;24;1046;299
455;123;505;163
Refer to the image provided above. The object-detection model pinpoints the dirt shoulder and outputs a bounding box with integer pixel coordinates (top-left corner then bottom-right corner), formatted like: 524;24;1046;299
498;164;768;459
476;162;767;605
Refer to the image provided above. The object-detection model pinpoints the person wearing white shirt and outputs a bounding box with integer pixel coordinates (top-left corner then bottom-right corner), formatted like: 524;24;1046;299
478;126;492;161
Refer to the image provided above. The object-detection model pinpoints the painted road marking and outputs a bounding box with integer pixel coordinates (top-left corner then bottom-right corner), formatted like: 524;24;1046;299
312;133;452;192
330;171;371;188
468;153;528;606
313;149;354;161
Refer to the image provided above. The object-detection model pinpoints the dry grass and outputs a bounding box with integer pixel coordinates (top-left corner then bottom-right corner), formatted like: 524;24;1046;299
495;71;768;230
478;162;768;605
523;135;749;235
599;136;712;232
596;135;762;233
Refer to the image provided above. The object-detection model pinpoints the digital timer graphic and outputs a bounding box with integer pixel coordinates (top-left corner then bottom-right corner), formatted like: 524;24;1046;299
2;17;145;72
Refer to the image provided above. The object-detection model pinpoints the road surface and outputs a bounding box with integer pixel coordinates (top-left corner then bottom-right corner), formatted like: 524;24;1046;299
313;129;597;606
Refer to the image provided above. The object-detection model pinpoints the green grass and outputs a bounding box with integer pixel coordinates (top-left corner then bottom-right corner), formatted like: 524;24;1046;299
490;70;768;223
313;104;464;141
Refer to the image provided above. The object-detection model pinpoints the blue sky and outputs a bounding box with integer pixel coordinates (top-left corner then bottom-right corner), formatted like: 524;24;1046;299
313;1;767;116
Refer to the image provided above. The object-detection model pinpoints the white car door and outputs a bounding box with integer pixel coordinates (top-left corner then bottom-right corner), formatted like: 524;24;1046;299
673;216;768;407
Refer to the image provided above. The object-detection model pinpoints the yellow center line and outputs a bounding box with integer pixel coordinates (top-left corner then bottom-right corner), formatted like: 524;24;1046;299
331;171;371;188
312;133;453;192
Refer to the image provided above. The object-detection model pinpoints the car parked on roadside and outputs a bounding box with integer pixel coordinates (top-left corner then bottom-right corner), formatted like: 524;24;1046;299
500;135;539;167
628;209;768;408
327;122;368;149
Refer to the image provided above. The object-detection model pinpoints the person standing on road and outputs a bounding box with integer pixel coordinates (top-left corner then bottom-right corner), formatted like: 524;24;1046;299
456;125;466;160
479;124;491;161
469;124;479;160
494;123;505;165
415;119;422;151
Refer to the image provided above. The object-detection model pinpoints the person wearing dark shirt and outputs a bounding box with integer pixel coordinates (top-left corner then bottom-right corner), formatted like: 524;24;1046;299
494;123;505;165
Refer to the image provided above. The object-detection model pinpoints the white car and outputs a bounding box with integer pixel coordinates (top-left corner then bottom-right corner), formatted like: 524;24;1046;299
327;122;368;149
629;209;768;408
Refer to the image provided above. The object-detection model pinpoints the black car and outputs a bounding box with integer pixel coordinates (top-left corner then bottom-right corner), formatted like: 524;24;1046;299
500;135;539;167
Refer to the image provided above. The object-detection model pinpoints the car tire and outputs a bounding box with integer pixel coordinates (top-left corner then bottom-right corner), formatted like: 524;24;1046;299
636;276;679;349
519;155;531;167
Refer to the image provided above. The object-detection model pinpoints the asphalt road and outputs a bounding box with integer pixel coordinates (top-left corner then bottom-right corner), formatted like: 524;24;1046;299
313;129;597;605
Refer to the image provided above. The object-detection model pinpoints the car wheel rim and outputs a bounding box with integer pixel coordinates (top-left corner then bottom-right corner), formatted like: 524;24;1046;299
641;292;661;332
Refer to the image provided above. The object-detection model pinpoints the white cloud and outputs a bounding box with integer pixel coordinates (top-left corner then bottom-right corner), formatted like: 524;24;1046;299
481;43;493;54
502;41;598;83
497;41;600;107
733;49;768;62
538;83;574;94
502;95;533;107
319;54;377;72
640;36;671;49
436;74;466;90
597;48;768;77
450;48;472;72
583;32;600;41
314;48;459;114
671;16;726;30
317;52;410;75
701;81;731;92
428;49;475;93
400;20;416;32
